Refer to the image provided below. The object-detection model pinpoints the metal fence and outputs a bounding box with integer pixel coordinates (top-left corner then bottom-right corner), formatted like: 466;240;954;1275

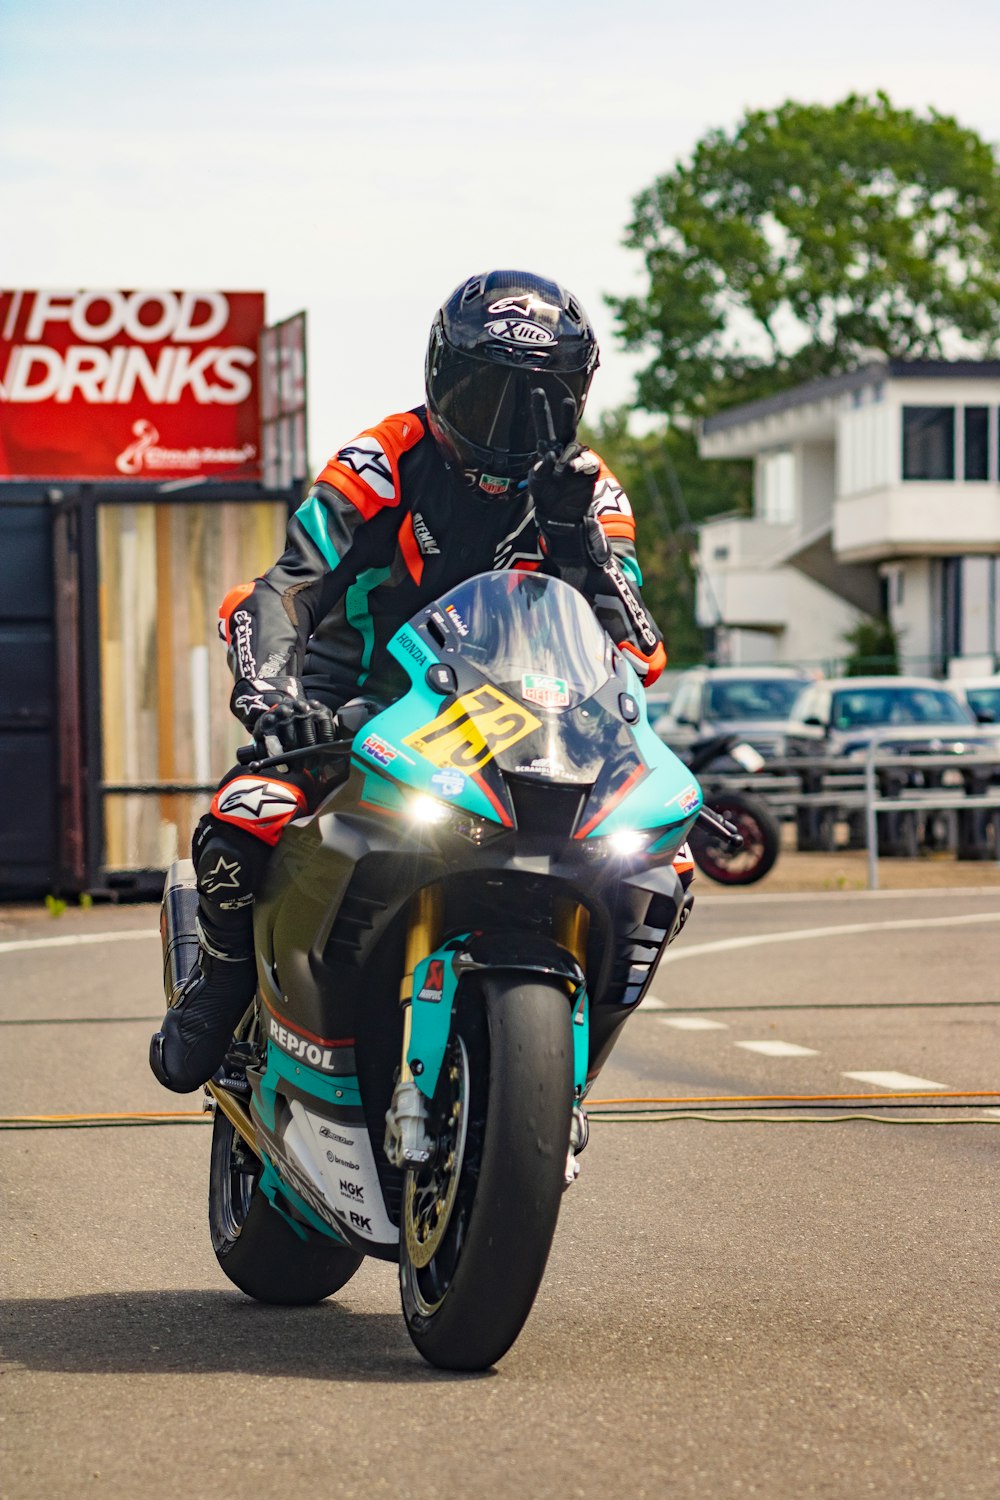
696;733;1000;889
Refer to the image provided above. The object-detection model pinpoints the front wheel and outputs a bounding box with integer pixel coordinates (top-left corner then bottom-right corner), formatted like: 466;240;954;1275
399;976;574;1370
691;791;781;885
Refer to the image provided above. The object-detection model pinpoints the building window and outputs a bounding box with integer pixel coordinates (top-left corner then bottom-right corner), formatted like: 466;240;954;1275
902;406;955;480
964;407;989;480
879;565;905;616
758;449;796;522
939;558;963;659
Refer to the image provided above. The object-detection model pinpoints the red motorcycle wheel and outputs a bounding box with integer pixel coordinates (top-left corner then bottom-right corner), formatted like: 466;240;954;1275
691;791;781;886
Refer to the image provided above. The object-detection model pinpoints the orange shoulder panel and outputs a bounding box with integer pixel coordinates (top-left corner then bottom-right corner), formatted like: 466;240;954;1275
314;411;426;520
218;581;255;645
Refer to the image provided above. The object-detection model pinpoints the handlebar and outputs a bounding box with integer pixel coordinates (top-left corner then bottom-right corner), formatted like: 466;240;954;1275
235;741;355;773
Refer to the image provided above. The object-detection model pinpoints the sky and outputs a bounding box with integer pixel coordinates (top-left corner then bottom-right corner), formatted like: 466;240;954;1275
4;0;1000;474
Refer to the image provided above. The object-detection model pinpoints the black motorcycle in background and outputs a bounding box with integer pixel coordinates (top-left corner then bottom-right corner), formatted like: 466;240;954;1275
682;734;781;886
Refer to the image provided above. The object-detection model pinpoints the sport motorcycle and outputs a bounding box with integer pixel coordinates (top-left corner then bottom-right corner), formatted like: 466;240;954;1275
161;569;710;1370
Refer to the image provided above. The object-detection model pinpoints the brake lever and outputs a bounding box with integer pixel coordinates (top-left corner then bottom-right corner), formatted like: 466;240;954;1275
697;805;745;852
235;742;354;772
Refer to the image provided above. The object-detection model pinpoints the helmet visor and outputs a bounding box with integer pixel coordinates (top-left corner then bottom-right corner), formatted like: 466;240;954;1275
430;354;592;467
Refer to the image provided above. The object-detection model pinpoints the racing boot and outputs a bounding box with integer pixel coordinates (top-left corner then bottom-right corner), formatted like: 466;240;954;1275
149;909;256;1094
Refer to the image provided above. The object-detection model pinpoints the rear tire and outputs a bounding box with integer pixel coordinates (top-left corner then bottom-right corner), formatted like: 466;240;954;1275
209;1109;363;1305
399;976;574;1370
692;791;781;885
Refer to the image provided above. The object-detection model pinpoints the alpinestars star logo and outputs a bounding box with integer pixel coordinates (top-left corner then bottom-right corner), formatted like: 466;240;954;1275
335;437;394;500
203;855;242;894
494;508;542;570
593;474;632;523
217;782;301;820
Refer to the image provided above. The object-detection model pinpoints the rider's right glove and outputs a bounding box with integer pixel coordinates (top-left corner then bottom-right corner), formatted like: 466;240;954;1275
229;675;336;756
255;696;338;757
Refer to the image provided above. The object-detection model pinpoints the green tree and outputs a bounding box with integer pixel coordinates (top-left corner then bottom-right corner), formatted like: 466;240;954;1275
610;93;1000;418
841;616;900;677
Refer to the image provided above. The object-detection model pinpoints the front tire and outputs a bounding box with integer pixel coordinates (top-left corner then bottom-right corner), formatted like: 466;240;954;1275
209;1109;363;1304
399;976;574;1370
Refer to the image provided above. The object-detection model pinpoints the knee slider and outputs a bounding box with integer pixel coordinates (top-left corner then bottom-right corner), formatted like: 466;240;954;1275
192;818;266;914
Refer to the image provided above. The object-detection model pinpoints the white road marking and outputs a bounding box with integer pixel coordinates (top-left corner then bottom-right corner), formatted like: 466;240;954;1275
699;887;1000;905
658;910;1000;966
843;1070;948;1091
736;1040;819;1057
638;995;668;1011
0;930;157;957
661;1016;730;1031
983;1110;1000;1119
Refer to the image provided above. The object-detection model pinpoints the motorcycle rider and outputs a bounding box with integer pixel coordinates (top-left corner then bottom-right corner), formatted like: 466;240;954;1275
150;269;679;1096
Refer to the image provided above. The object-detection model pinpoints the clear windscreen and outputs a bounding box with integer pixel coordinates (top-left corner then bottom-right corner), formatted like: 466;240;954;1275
434;571;611;706
429;571;632;785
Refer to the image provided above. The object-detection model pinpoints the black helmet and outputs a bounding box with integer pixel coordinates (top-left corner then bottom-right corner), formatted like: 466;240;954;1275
425;270;599;495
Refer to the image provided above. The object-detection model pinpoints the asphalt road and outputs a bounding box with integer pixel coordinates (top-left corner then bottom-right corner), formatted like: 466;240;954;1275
2;885;999;1499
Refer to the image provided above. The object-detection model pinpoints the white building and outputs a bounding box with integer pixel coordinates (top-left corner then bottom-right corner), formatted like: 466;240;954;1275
696;359;1000;675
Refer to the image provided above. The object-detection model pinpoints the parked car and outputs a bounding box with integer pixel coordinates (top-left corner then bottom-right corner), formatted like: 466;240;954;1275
784;675;1000;859
784;675;1000;758
640;669;682;727
653;666;813;759
949;676;1000;726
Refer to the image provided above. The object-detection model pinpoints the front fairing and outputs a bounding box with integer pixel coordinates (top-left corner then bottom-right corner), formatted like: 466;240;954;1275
352;571;701;850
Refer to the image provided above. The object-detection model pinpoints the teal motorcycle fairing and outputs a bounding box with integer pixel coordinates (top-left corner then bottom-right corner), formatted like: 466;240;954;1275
245;571;702;1259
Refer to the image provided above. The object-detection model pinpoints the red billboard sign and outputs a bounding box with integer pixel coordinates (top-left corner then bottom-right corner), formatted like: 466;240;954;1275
0;289;266;480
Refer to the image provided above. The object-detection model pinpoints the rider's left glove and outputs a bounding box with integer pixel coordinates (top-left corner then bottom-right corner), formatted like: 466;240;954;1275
527;441;600;526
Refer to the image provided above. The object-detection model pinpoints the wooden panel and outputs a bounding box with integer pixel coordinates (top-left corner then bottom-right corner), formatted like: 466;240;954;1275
97;497;290;871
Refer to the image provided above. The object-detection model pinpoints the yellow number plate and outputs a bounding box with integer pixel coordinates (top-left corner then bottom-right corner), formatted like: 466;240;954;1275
404;685;541;771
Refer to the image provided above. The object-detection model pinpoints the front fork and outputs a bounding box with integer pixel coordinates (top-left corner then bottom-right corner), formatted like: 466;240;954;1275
384;888;591;1169
384;885;444;1168
555;898;591;1178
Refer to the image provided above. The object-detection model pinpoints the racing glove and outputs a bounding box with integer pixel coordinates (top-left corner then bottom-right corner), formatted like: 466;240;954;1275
256;697;338;757
528;440;600;526
230;675;336;755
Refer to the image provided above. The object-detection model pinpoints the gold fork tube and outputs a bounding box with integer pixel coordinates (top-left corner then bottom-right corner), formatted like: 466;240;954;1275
555;898;589;971
398;885;443;1082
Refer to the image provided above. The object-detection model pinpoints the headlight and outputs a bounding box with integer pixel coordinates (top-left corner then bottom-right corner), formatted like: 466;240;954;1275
408;793;450;826
581;826;690;862
580;829;651;862
605;829;650;857
404;792;502;846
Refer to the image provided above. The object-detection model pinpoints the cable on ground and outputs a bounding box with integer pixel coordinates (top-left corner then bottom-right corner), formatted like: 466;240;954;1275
3;1089;1000;1131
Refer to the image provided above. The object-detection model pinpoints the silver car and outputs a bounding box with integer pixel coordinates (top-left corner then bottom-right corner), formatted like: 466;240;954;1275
654;666;813;759
784;675;1000;757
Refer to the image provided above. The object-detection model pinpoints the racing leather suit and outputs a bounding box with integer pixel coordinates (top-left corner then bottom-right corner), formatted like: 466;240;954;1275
156;406;685;1093
220;405;665;729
